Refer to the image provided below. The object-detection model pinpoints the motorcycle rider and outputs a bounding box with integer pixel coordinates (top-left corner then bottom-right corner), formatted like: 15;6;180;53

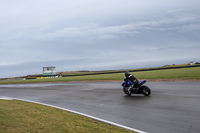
124;71;139;94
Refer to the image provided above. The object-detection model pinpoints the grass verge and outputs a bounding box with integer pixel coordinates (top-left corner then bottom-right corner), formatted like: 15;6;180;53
0;99;134;133
0;67;200;84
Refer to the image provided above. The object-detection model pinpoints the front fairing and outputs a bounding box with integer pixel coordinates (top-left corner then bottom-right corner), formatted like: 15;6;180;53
122;80;132;87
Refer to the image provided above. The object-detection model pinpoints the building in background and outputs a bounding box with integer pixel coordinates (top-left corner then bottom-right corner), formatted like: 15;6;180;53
190;61;195;65
43;66;56;76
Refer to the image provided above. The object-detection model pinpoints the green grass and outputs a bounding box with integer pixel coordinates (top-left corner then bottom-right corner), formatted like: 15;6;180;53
0;99;134;133
0;67;200;84
134;67;200;79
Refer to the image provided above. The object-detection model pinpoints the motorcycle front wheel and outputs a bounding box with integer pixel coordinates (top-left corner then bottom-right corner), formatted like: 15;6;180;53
140;85;151;96
123;87;131;96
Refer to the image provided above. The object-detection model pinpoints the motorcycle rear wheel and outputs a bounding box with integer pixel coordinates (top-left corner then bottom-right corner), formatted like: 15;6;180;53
140;85;151;96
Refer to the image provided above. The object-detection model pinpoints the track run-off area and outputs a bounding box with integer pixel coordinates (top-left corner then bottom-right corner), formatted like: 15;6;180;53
0;82;200;133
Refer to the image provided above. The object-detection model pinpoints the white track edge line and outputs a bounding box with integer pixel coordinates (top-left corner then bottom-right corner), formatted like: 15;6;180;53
1;97;147;133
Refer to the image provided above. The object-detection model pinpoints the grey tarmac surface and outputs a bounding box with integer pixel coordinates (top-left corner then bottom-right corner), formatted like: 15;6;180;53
0;82;200;133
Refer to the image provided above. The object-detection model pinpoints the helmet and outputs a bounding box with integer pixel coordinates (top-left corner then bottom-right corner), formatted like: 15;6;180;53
125;71;130;77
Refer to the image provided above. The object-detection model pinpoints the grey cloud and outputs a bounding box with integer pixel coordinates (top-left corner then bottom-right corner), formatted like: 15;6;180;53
34;12;200;42
1;0;200;78
36;24;136;41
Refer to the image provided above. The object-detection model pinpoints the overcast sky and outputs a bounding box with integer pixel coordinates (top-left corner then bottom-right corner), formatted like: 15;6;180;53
1;0;200;78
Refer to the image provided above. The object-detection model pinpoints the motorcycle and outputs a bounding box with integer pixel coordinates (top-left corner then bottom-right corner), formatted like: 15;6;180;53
122;79;151;96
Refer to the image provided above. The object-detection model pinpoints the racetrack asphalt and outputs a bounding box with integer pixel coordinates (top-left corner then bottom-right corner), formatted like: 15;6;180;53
0;82;200;133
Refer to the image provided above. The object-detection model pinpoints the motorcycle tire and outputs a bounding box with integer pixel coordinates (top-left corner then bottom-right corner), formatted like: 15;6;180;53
140;85;151;96
123;87;131;96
